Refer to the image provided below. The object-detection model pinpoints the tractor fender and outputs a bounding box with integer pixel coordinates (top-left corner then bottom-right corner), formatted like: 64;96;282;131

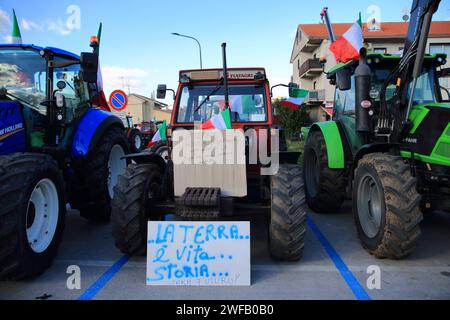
310;121;345;169
122;152;167;170
71;109;124;158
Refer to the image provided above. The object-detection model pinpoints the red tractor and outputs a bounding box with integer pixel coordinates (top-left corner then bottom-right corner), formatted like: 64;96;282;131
124;115;143;153
111;44;306;261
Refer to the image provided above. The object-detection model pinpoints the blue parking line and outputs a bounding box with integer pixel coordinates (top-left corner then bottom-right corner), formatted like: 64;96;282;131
78;255;130;300
307;216;372;300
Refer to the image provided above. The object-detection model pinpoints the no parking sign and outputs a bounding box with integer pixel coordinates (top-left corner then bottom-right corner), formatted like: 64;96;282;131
109;90;128;111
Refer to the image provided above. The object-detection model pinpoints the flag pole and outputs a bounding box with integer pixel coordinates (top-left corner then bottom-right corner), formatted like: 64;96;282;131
320;7;336;43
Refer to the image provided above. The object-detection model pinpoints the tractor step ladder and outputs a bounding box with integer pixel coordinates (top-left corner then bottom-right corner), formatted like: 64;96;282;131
175;187;221;220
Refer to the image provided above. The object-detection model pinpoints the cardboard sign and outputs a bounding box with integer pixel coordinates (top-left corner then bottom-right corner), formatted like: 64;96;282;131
146;221;251;286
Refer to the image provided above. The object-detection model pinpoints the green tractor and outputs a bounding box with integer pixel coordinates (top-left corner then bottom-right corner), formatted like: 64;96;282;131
303;0;450;259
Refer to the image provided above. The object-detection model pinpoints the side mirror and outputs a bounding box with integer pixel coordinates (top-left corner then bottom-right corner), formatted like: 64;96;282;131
80;52;99;83
288;82;299;98
337;68;352;91
157;84;167;99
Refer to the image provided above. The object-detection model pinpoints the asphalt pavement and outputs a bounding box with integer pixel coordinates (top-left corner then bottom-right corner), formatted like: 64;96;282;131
0;202;449;300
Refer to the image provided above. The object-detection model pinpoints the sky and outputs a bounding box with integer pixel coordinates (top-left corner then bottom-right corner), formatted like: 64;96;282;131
1;0;450;103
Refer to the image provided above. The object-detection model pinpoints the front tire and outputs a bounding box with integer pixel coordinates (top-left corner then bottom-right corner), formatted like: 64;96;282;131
112;163;165;255
303;130;345;213
0;153;65;280
353;153;423;259
78;127;129;222
149;141;169;162
128;129;143;153
269;164;307;261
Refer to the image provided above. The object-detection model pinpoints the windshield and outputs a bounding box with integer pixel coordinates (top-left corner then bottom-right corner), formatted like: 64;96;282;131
176;84;267;123
370;66;437;105
0;48;47;114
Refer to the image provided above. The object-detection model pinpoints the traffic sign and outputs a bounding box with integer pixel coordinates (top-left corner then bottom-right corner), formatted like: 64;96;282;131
109;90;128;111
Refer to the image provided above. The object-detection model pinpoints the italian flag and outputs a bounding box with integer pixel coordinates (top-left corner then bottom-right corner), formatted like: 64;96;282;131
148;121;167;147
329;14;363;63
201;108;232;130
11;9;22;45
281;88;309;110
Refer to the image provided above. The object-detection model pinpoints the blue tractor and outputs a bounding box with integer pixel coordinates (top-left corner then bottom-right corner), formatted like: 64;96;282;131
0;43;130;279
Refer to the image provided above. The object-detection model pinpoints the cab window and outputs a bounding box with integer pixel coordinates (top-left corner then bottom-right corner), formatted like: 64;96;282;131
176;84;267;123
53;58;91;123
334;75;356;118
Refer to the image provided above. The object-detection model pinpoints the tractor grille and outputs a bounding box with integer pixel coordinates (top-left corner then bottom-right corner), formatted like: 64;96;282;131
435;142;450;158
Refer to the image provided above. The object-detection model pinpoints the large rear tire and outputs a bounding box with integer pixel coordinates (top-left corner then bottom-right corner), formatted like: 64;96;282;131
111;163;165;255
0;153;65;280
269;164;307;261
353;153;423;259
78;127;129;222
303;130;345;213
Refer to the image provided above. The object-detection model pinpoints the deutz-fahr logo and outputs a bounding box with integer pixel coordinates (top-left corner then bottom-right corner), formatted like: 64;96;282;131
404;137;418;144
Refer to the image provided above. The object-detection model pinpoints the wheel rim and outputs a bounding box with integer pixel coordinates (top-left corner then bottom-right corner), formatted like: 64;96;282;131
357;174;383;238
305;148;319;197
26;179;59;253
134;135;142;150
108;144;126;198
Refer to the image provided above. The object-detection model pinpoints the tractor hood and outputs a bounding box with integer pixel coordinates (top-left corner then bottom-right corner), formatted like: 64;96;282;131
401;103;450;166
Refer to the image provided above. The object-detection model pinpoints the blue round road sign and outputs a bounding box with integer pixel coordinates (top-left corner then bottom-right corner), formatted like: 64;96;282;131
109;90;128;111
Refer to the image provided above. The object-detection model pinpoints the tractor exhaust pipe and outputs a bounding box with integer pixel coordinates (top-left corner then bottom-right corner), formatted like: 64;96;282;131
355;48;372;137
222;43;230;110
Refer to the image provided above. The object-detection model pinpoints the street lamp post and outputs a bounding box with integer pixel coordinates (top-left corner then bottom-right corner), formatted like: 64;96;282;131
171;32;203;69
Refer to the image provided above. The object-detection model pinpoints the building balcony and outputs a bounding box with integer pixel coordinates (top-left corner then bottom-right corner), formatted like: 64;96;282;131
300;38;323;53
299;58;323;79
305;89;326;105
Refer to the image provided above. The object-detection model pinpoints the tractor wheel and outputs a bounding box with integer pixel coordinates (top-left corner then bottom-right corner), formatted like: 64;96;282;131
353;153;423;259
269;164;307;261
79;127;129;222
112;163;165;255
149;141;169;162
129;129;143;154
303;130;345;213
0;153;65;280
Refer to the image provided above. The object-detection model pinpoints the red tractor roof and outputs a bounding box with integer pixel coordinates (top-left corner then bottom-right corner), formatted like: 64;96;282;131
179;68;267;83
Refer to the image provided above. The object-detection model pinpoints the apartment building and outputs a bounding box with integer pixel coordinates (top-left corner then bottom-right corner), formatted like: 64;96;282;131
290;21;450;122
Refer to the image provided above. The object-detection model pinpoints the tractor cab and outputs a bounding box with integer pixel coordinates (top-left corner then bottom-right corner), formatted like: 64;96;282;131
326;52;449;155
163;68;272;130
0;44;98;151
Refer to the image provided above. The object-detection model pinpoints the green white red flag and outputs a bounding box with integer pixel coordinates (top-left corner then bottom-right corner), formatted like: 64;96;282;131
201;108;232;130
329;14;363;63
281;88;309;109
148;121;167;147
11;9;22;44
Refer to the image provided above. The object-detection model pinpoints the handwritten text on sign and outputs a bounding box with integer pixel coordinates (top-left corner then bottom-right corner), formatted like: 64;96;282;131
147;221;251;286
